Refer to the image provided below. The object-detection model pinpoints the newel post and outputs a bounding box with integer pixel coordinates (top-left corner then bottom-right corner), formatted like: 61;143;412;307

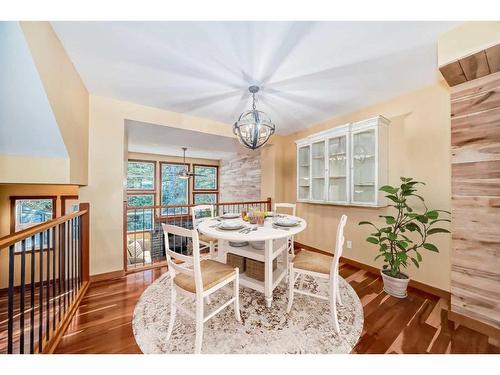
79;202;90;283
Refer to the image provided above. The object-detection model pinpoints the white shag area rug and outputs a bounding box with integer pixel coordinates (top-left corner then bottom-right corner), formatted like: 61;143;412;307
132;273;363;354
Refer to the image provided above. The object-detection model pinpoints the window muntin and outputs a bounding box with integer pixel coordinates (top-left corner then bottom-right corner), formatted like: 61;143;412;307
127;161;155;190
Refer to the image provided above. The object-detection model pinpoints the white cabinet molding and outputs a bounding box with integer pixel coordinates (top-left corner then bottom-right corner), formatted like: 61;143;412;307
295;115;389;207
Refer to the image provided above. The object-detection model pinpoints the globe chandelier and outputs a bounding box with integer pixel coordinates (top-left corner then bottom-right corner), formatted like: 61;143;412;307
233;85;276;150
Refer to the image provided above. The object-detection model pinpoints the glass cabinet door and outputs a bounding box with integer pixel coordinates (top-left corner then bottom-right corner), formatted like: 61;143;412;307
351;128;376;204
311;141;326;201
327;135;348;202
297;145;310;200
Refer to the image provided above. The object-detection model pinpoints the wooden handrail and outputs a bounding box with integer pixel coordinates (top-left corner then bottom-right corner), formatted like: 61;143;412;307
125;198;272;211
0;209;88;250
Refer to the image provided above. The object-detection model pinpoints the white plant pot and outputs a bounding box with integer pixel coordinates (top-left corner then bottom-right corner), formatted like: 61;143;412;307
380;270;410;298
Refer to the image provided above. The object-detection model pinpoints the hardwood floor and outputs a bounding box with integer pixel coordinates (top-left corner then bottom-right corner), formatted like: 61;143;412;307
54;263;500;354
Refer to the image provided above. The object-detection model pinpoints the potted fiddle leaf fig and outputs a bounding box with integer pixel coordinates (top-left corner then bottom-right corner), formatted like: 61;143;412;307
359;177;450;298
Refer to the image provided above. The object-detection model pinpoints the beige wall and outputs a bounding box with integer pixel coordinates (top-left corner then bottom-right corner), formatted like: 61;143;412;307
0;184;79;288
81;95;235;276
282;83;452;291
0;155;70;184
438;21;500;66
21;21;89;185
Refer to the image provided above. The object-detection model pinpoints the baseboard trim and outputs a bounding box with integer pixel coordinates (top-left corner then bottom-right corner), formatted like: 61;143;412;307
294;241;450;301
89;269;125;283
447;310;500;341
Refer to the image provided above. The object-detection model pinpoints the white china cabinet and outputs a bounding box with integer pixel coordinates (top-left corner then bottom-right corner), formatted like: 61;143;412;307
295;115;389;207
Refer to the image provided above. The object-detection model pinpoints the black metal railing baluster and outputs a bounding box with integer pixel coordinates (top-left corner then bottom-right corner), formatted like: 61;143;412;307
30;236;35;354
19;239;26;353
38;231;43;353
65;221;69;312
46;230;50;340
7;244;15;354
77;216;81;290
52;227;56;331
58;223;62;322
69;219;73;301
73;218;77;294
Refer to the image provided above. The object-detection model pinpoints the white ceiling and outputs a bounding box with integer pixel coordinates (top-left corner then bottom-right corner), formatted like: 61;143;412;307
126;120;252;160
0;22;67;157
52;21;459;135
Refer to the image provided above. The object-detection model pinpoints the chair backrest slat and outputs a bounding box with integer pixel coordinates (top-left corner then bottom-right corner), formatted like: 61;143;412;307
274;203;296;216
191;205;214;229
162;223;203;291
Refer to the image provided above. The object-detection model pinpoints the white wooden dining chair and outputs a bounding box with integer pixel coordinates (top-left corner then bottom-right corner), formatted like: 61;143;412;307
162;223;241;354
286;214;347;333
191;204;218;259
274;203;297;279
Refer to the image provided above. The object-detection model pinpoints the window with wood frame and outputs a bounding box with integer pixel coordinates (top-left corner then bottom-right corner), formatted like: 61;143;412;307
10;196;56;251
127;160;156;191
192;164;219;205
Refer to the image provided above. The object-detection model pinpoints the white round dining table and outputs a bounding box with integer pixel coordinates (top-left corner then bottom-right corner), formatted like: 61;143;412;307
198;215;307;307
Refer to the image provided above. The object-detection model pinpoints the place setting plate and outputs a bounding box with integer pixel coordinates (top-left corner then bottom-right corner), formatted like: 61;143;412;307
220;213;240;219
273;217;301;228
217;221;245;231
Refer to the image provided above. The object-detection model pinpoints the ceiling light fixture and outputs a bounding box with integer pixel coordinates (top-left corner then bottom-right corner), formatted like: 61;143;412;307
233;85;275;150
177;147;203;179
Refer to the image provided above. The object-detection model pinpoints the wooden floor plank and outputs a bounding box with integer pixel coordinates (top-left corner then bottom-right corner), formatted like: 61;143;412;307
46;263;499;354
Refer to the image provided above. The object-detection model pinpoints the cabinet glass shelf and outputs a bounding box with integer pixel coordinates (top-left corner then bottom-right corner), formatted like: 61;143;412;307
296;116;388;206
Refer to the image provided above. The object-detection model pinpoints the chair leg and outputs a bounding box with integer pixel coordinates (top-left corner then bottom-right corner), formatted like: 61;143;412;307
166;284;177;341
286;265;295;313
330;279;340;334
195;295;204;354
233;270;241;322
299;273;305;290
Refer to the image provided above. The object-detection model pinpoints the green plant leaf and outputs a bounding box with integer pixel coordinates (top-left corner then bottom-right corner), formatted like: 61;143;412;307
427;228;450;235
380;185;399;194
385;195;400;203
436;209;451;215
366;237;379;244
374;254;383;261
426;210;439;219
388;232;397;241
429;218;451;225
379;215;396;224
423;243;439;252
382;264;388;269
397;240;409;249
405;222;419;231
410;258;420;268
416;215;428;224
416;251;422;262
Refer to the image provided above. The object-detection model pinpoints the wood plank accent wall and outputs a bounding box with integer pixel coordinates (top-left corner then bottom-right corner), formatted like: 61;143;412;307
450;70;500;330
440;44;500;87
